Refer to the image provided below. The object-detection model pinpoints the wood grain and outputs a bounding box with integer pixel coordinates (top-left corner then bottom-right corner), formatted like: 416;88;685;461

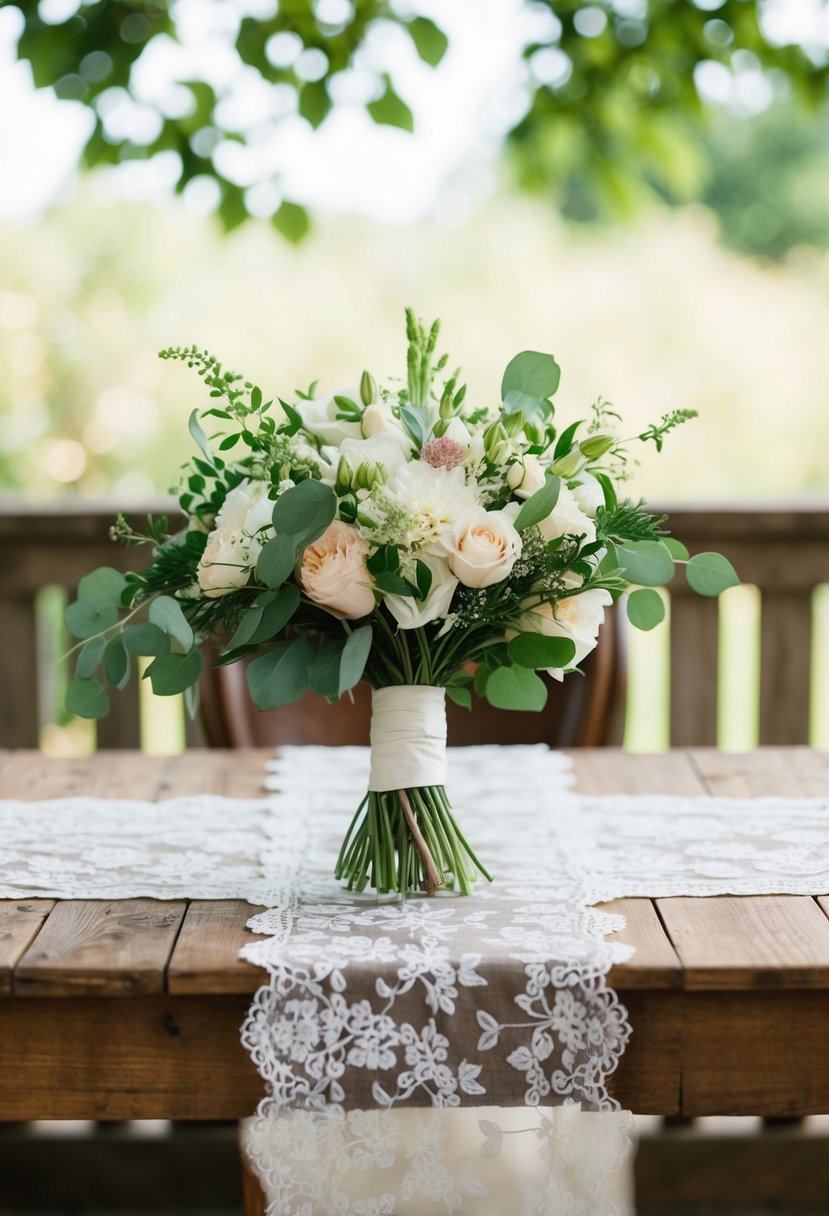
657;895;829;989
603;899;682;990
168;901;264;995
14;900;187;997
690;745;829;798
567;747;707;796
0;900;54;995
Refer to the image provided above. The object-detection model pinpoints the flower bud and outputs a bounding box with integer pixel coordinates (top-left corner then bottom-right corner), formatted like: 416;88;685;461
432;417;449;438
524;420;546;446
506;460;525;491
483;420;503;450
489;440;511;466
579;433;615;461
336;455;354;494
360;371;377;407
439;391;454;420
504;410;525;438
552;447;588;478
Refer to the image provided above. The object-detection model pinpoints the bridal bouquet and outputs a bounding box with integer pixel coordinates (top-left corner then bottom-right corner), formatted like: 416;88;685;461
64;311;737;895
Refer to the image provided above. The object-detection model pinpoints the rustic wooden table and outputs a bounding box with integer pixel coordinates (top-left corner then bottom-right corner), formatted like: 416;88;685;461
1;746;829;1128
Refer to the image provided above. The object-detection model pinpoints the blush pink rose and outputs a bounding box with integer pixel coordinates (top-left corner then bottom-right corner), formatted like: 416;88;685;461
298;520;375;619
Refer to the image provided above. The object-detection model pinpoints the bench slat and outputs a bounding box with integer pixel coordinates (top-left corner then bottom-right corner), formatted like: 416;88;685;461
0;900;54;995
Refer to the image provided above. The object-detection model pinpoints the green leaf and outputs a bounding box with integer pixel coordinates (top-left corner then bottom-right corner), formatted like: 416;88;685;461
184;681;200;720
66;677;109;719
446;684;472;710
501;351;561;406
367;76;414;132
188;409;211;458
149;595;194;651
662;537;690;561
257;534;297;589
77;567;127;607
339;625;372;695
473;663;490;698
507;632;576;670
399;404;428;447
228;605;265;650
76;636;106;679
686;552;739;597
617;540;675;587
373;571;418;598
247;637;313;709
299;80;330;128
626;588;666;631
407;16;449;66
124;622;171;657
414;559;433;601
486;664;548;712
272;201;310;243
246;584;301;644
145;649;203;696
272;479;336;546
309;634;345;699
104;636;129;687
514;475;561;532
64;600;118;640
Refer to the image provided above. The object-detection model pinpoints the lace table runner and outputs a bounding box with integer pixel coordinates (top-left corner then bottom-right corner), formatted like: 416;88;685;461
3;745;829;1216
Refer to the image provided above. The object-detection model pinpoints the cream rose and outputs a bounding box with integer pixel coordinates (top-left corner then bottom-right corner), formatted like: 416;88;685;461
537;483;597;546
197;480;275;599
298;520;375;619
384;555;459;630
515;588;612;681
441;507;522;589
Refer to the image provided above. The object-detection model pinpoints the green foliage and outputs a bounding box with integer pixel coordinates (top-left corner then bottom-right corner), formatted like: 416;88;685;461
507;632;576;669
485;664;548;712
247;637;314;709
596;502;666;544
501;351;561;417
686;552;739;596
626;588;665;631
615;540;675;587
514;475;561;531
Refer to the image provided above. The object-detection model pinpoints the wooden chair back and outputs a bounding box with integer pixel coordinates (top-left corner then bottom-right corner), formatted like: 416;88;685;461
199;616;622;749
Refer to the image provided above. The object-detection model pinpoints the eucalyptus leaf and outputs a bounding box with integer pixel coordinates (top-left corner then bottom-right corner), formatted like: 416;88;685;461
184;681;201;720
446;685;472;710
77;567;127;607
501;351;561;406
145;648;203;696
616;540;675;587
76;635;106;679
507;632;576;670
188;409;211;459
228;605;265;650
104;636;129;687
257;534;297;589
66;676;109;719
246;584;301;644
662;537;690;561
64;600;118;640
514;475;561;532
247;637;313;709
149;595;194;651
124;622;171;658
686;552;739;597
272;479;336;546
373;571;418;598
485;664;548;712
626;588;666;631
339;625;373;695
309;634;345;699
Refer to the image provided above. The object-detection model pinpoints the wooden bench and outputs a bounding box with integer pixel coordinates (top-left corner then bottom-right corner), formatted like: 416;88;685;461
2;747;829;1208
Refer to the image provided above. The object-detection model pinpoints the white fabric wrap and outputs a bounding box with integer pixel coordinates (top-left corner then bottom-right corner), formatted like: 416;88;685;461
368;685;448;792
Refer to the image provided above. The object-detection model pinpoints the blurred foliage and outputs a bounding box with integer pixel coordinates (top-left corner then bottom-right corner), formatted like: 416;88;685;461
2;189;829;503
9;0;828;237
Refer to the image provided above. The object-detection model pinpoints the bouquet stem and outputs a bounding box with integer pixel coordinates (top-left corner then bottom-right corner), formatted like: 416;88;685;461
334;785;492;896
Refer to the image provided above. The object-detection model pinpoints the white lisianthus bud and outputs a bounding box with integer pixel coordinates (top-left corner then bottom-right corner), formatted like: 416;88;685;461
507;454;545;500
524;420;546;445
579;433;615;460
441;507;522;589
552;447;587;478
360;370;377;407
336;454;354;494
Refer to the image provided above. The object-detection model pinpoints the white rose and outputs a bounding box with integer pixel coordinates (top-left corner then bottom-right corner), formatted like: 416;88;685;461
571;472;605;518
339;432;410;479
507;454;546;500
361;402;412;451
297;385;363;446
537;483;597;546
514;588;612;681
197;480;274;598
297;520;375;619
384;555;459;630
441;507;522;589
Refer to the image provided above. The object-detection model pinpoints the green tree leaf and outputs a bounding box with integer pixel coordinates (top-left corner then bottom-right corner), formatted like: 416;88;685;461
145;649;203;696
66;676;109;719
507;632;576;670
247;637;313;709
616;541;675;587
272;201;310;243
149;595;194;651
339;625;373;695
124;622;171;657
626;588;666;631
514;475;561;532
686;552;739;597
485;664;548;712
367;76;414;132
406;16;449;66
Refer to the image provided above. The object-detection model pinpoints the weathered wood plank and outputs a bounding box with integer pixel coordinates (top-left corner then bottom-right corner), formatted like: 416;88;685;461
604;899;682;990
608;990;680;1114
668;594;720;747
759;592;812;745
691;745;829;798
0;901;55;996
155;749;269;799
0;751;169;800
567;747;707;795
0;597;39;748
14;900;187;997
680;990;829;1116
657;895;829;989
0;994;262;1120
168;901;264;995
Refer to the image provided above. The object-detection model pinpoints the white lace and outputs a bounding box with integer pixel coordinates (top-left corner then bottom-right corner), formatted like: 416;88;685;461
3;745;829;1216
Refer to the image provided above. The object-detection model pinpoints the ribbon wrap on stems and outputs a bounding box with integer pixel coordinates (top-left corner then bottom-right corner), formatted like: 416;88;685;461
368;685;448;792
